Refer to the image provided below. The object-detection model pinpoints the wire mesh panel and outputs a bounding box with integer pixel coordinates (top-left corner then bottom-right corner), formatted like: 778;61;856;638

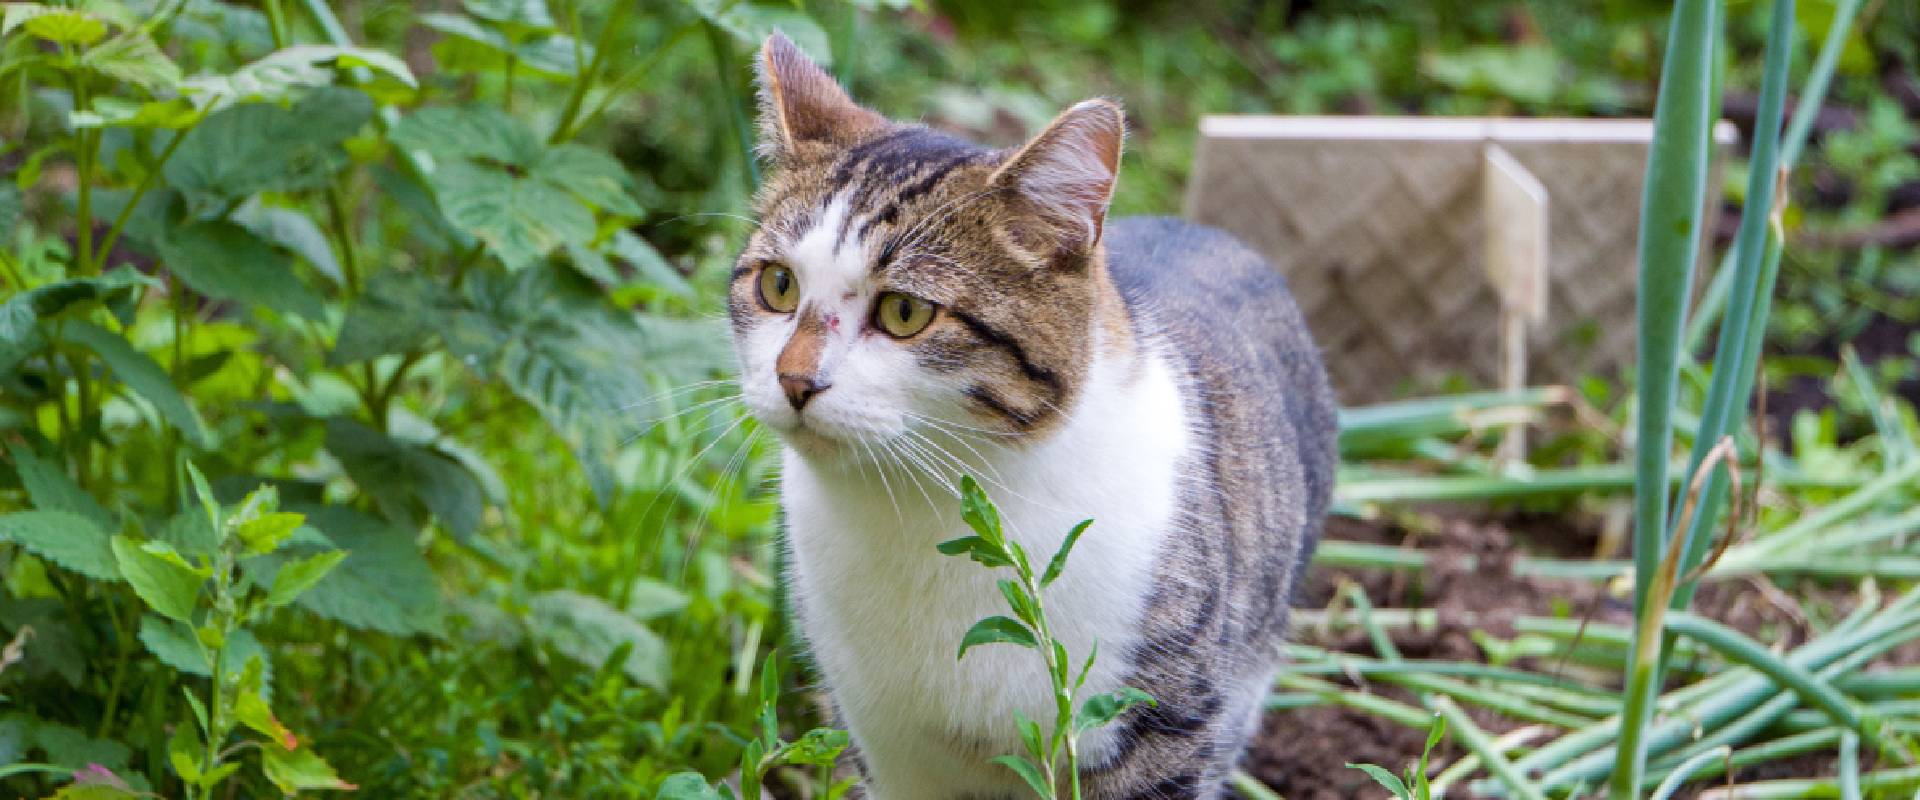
1184;116;1737;403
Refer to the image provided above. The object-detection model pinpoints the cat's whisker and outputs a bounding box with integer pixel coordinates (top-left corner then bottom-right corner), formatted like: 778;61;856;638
881;437;945;510
681;426;764;557
890;433;960;499
649;210;766;232
618;379;739;412
620;395;745;446
856;437;904;524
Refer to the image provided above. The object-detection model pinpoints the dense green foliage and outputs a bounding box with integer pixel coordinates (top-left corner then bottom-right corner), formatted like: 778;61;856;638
1;0;1917;797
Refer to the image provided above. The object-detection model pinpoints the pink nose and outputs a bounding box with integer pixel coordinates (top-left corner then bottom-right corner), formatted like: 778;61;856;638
779;374;829;411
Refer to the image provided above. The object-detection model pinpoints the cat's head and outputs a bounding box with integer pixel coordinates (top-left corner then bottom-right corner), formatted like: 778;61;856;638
729;33;1125;460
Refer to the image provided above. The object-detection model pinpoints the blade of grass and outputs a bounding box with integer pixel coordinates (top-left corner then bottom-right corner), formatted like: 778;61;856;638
1840;731;1864;800
1434;696;1549;800
1650;746;1731;800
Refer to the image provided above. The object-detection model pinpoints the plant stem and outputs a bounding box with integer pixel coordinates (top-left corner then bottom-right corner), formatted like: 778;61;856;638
549;0;630;144
324;183;362;296
95;117;201;270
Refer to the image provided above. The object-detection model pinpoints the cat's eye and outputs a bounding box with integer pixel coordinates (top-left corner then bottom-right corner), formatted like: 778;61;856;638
758;264;799;313
874;292;936;338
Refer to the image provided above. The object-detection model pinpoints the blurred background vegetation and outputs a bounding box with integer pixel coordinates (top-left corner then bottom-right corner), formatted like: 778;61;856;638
1;0;1917;797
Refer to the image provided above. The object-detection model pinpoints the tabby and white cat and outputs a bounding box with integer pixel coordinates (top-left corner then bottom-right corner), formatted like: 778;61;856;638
727;34;1337;800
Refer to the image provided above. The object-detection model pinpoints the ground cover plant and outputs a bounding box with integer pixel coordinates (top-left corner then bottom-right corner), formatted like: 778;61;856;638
2;0;1919;797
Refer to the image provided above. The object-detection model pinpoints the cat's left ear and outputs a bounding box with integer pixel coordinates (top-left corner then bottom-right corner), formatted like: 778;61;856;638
756;32;888;160
990;99;1126;251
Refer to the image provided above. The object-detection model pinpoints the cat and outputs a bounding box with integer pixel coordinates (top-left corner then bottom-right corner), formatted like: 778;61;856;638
726;33;1337;800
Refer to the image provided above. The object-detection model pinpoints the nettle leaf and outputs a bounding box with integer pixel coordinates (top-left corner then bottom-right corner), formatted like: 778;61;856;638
389;105;541;164
136;615;273;687
1075;687;1154;733
183;45;415;106
165;87;372;216
325;419;484;542
609;230;694;298
654;773;724;800
232;200;342;286
0;510;117;581
16;7;107;45
261;746;355;793
527;590;669;689
80;29;181;91
781;728;849;768
264;549;346;608
273;506;443;635
956;616;1037;659
112;537;204;621
432;159;594;269
7;442;113;530
63;320;210;445
330;270;456;364
538;145;643;217
685;0;832;68
156;222;327;321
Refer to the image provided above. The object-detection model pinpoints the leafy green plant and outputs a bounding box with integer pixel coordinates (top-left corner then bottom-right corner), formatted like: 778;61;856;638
1346;713;1446;800
938;476;1154;800
654;652;851;800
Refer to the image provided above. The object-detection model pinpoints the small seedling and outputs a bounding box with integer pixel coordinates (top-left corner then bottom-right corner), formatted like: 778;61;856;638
653;652;852;800
1346;713;1447;800
938;476;1154;800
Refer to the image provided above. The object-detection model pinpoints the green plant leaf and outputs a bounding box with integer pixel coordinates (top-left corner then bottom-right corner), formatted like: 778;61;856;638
0;510;117;581
265;549;347;608
684;0;832;68
231;201;342;286
1040;519;1092;587
958;476;1003;545
111;537;203;622
431;159;596;269
16;7;107;45
654;772;725;800
182;45;413;106
325;419;485;542
62;320;209;445
1347;763;1413;800
236;511;304;555
389;105;542;165
6;443;112;530
1075;687;1154;733
137;615;271;688
32;719;132;772
329;270;457;364
265;506;443;636
957;616;1036;659
527;589;669;689
988;754;1053;799
261;745;355;793
79;29;180;90
935;535;1013;569
537;144;643;216
156;222;327;321
235;686;296;750
164;88;372;217
780;728;848;768
69;96;200;129
997;578;1037;627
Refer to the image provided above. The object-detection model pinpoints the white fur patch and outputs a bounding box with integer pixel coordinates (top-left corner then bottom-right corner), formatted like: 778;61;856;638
782;334;1192;799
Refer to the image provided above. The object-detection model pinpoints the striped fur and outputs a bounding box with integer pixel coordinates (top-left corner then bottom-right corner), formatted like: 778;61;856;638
729;34;1336;800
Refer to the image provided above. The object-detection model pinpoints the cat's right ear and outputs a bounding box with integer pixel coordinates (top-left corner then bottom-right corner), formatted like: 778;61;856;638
756;33;887;161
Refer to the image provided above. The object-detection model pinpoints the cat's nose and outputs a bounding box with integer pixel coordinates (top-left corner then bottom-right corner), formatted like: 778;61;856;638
778;374;830;411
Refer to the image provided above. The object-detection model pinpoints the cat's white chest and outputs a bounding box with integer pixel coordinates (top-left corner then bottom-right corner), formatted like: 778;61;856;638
781;350;1191;798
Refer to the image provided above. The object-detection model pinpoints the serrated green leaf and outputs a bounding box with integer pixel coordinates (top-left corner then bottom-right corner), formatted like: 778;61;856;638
164;88;371;216
1347;763;1413;799
265;549;346;608
111;536;203;622
989;754;1052;799
182;45;413;106
7;443;112;530
156;222;326;321
330;270;457;364
1075;687;1154;733
62;320;209;445
685;0;832;67
325;419;484;541
236;511;304;555
1041;519;1092;587
261;745;355;793
80;29;180;91
537;144;642;216
956;615;1036;659
609;230;693;298
389;105;542;165
140;616;270;689
32;719;131;772
654;772;724;800
0;510;117;581
781;728;847;768
528;590;668;689
20;8;106;45
432;160;595;269
235;687;296;750
266;506;442;635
